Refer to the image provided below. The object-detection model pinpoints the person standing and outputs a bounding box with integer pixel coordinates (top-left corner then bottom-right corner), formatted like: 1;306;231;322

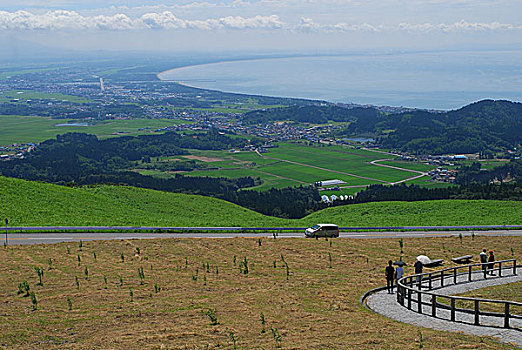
395;264;404;290
479;249;488;277
414;259;423;287
488;250;495;275
385;260;395;294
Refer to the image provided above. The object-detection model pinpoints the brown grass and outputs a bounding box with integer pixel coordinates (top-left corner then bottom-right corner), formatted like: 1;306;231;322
182;155;224;162
0;236;519;349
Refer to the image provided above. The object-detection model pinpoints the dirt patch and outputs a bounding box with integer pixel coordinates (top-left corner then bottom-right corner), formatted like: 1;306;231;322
183;155;224;162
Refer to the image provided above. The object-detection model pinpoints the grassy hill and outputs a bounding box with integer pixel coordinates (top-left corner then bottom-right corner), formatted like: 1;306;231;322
1;176;521;227
0;176;285;227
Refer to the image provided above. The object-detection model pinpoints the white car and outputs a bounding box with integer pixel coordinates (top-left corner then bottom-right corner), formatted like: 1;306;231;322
305;224;339;238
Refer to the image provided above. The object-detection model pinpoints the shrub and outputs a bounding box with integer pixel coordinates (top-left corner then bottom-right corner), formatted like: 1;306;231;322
30;292;37;310
17;281;30;297
230;332;237;350
34;267;44;286
240;257;249;275
270;327;282;348
206;308;218;325
138;267;145;285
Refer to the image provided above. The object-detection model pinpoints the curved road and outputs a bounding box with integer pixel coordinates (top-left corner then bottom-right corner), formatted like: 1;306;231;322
5;230;522;245
369;158;429;185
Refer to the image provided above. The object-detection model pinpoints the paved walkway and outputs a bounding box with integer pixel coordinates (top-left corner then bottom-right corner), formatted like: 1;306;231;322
367;268;522;348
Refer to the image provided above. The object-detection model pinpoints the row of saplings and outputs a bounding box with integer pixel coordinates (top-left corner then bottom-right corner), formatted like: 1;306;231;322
14;238;300;348
16;241;160;311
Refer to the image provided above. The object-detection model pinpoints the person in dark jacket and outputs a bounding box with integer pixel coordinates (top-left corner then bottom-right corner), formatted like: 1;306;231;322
488;250;495;275
479;249;488;277
385;260;395;293
414;259;423;286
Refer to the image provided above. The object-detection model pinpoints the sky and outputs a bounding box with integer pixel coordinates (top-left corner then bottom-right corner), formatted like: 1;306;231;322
0;0;521;53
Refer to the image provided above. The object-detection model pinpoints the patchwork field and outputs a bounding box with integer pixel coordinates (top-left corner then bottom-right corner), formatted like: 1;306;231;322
0;116;187;146
1;176;521;227
0;235;519;349
182;142;435;193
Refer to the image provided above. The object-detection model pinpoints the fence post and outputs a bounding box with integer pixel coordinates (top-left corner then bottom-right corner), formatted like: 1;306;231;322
504;303;510;328
514;260;517;275
431;295;436;317
474;300;480;326
450;298;455;321
418;291;422;313
453;268;457;284
498;262;502;277
468;265;472;281
428;273;432;290
408;289;412;310
440;271;444;287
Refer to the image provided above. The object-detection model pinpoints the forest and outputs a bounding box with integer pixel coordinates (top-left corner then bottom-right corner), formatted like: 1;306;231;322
242;105;376;124
456;160;522;184
341;100;522;155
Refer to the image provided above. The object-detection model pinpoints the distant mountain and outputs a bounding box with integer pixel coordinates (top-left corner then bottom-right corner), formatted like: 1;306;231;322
344;100;522;155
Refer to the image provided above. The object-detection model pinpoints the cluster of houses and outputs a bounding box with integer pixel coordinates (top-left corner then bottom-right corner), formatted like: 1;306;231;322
428;167;458;183
0;143;35;160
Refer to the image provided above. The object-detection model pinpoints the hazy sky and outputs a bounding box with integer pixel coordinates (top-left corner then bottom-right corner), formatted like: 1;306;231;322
1;0;521;52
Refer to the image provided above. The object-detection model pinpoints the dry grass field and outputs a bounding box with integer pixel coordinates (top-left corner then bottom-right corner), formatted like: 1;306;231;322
0;235;520;349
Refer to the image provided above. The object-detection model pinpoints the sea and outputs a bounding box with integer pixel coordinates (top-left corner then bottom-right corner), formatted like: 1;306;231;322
158;50;522;110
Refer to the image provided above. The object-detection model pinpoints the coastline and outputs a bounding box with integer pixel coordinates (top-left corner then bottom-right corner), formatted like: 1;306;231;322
155;52;522;110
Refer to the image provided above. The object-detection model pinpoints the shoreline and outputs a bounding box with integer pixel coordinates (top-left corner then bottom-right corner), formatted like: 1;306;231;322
155;53;522;111
156;56;325;105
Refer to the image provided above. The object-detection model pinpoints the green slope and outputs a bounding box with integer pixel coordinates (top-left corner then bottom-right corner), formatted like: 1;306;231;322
1;176;521;227
0;176;285;227
305;200;522;227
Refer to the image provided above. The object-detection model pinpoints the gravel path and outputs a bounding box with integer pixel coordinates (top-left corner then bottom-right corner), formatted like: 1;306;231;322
366;268;522;348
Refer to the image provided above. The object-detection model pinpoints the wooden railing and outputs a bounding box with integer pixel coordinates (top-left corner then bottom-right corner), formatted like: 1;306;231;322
396;259;521;329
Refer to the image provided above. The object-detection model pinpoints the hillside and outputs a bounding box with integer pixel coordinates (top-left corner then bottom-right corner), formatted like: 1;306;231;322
0;176;285;227
344;99;522;155
1;176;521;227
242;105;376;124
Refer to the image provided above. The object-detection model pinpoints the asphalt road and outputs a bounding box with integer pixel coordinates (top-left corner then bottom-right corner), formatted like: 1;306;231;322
4;230;522;245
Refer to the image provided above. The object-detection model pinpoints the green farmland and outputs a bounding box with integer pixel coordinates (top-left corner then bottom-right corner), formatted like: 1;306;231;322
0;115;187;146
0;90;90;103
179;142;435;193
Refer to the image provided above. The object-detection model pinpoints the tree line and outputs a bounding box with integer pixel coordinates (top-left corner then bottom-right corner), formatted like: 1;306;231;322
339;100;522;155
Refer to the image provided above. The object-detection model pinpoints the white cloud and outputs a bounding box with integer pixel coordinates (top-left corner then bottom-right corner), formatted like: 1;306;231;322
0;10;287;31
398;20;522;33
295;17;381;32
0;10;520;33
